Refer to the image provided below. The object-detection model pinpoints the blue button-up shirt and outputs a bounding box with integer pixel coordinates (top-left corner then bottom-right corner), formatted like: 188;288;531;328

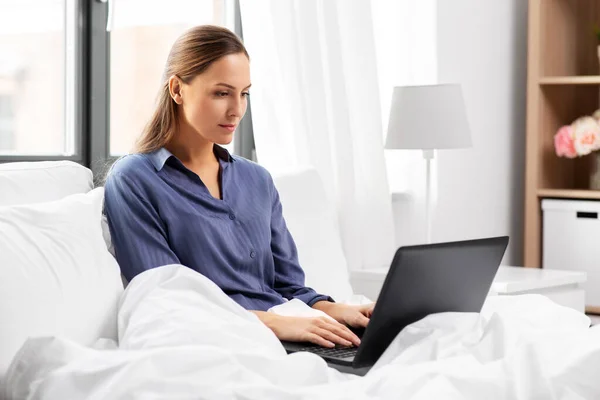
103;146;332;311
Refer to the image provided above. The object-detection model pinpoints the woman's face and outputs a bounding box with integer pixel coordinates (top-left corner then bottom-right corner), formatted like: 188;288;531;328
172;53;251;146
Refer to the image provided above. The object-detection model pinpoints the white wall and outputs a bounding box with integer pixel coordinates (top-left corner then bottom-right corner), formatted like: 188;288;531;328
392;0;528;265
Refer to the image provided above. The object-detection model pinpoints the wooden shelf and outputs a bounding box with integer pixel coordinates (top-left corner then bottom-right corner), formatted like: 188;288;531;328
537;189;600;200
587;306;600;315
539;76;600;85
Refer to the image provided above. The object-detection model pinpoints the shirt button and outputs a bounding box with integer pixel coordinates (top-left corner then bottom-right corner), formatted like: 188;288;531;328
229;213;235;220
250;251;256;259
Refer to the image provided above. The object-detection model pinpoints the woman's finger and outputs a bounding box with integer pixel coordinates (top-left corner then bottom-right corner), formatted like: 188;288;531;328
346;309;369;328
350;313;370;328
323;320;361;346
361;303;375;318
314;327;352;347
305;332;335;348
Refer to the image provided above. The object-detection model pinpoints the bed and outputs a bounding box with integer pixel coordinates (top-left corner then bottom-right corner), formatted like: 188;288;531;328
1;161;599;399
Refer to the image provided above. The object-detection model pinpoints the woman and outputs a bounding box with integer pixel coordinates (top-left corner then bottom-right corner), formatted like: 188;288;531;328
104;25;373;349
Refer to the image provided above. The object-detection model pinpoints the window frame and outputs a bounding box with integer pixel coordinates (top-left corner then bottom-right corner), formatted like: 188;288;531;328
88;0;111;176
232;0;255;161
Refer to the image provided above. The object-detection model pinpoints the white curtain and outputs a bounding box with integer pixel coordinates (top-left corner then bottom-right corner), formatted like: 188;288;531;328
372;0;437;190
372;0;438;245
240;0;395;271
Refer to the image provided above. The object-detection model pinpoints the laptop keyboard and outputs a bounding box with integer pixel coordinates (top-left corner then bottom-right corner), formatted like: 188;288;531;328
296;344;358;359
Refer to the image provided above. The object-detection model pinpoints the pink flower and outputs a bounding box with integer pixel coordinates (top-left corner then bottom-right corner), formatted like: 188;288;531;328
554;125;576;158
572;116;600;156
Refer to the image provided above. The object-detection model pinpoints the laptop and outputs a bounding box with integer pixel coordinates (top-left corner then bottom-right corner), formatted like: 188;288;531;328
282;236;509;375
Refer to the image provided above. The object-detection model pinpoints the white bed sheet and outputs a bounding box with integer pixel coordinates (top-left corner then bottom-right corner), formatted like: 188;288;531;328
3;264;600;400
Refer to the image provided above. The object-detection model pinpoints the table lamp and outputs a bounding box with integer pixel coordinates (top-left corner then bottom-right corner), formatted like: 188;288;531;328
385;84;472;244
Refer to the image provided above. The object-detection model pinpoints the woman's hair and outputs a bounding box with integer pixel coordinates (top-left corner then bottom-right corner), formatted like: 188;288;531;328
134;25;249;154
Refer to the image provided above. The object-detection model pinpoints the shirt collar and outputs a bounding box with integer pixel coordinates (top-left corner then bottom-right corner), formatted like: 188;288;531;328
147;147;173;171
147;146;234;172
213;145;235;163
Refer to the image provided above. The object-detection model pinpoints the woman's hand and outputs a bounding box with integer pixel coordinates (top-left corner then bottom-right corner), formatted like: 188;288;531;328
312;301;375;328
252;311;361;348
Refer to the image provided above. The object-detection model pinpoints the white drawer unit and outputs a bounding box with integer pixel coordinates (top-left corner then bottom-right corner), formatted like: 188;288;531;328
542;199;600;310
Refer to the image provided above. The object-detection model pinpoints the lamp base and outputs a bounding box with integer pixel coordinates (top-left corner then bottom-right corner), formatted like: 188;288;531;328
423;149;434;161
422;150;435;244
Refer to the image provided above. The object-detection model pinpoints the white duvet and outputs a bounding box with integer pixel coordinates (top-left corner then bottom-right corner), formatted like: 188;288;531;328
3;264;600;400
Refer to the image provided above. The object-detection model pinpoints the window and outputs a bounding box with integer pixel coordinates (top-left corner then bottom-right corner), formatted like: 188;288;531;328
0;0;79;157
109;0;233;156
0;0;249;168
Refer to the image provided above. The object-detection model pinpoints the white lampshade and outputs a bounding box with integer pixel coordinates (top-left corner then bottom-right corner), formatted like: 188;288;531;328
385;84;472;150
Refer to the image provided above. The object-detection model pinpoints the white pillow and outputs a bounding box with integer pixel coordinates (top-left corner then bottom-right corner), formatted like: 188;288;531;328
272;167;354;302
0;161;93;206
0;188;123;379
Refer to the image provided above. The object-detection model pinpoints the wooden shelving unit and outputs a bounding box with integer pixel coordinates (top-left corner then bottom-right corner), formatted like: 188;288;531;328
539;76;600;85
525;0;600;268
537;189;600;200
